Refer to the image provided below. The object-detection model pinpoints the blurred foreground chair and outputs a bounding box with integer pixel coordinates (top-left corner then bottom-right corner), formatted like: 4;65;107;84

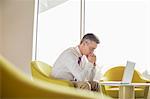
102;66;150;98
0;55;112;99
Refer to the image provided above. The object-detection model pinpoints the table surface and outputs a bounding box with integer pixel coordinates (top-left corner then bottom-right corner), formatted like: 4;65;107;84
99;81;150;86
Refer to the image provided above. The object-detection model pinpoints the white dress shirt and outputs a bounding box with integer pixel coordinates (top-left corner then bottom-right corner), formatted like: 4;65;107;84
51;46;99;81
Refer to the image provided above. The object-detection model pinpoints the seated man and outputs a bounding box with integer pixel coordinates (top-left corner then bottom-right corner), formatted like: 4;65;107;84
51;33;100;92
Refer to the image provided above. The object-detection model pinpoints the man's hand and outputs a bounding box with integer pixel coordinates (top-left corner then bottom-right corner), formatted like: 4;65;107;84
87;53;96;66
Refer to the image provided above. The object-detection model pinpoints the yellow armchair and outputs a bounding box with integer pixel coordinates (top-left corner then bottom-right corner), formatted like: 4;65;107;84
0;55;112;99
31;61;74;87
102;66;150;98
31;61;108;96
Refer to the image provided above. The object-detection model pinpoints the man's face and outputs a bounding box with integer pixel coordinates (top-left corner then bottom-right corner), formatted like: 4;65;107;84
82;40;97;55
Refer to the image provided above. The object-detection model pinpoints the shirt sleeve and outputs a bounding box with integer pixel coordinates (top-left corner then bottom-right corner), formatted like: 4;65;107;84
88;66;96;81
93;65;102;81
64;53;96;81
81;56;97;81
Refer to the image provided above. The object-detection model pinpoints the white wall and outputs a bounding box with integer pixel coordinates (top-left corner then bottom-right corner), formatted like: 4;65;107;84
2;0;35;75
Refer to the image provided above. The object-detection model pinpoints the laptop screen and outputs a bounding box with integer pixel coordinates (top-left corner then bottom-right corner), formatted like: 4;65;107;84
122;61;136;83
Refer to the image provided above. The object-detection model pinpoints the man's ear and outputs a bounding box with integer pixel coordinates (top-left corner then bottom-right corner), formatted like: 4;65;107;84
83;41;88;46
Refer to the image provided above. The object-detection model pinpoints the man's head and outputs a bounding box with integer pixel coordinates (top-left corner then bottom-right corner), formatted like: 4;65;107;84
79;33;100;55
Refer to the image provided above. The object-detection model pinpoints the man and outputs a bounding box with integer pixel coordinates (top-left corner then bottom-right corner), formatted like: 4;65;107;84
51;33;100;92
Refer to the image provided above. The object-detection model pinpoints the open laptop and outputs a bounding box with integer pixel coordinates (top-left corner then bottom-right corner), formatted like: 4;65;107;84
101;61;136;84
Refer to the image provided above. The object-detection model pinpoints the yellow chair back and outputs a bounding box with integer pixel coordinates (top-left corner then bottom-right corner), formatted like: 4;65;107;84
31;61;52;77
31;61;74;87
104;66;147;83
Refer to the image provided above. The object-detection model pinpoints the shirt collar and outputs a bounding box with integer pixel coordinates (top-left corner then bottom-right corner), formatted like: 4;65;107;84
75;46;82;57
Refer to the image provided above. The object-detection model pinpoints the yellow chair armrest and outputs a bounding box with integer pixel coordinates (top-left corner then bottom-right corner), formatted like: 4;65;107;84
139;76;150;83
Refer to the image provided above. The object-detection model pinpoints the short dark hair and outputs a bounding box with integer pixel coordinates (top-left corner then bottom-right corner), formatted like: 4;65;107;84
80;33;100;44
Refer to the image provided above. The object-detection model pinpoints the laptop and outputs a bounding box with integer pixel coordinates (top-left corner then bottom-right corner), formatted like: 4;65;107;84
101;61;136;84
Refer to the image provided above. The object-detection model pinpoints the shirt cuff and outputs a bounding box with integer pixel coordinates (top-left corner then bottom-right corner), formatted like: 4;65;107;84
86;62;95;68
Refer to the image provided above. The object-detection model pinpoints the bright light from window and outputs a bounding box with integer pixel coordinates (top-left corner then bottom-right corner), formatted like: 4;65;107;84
36;0;80;65
85;0;150;74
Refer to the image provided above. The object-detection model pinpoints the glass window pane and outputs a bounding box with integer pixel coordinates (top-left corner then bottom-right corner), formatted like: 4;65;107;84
36;0;80;65
85;0;150;75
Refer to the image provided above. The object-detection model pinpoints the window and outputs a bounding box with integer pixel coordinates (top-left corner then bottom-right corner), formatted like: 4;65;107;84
35;0;80;65
85;0;150;75
34;0;150;78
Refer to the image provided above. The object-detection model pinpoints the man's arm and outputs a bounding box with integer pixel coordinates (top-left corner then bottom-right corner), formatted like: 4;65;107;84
86;54;97;81
65;54;94;81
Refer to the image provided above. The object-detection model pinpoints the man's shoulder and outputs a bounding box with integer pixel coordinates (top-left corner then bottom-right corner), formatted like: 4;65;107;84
63;47;74;53
61;47;75;54
63;47;78;57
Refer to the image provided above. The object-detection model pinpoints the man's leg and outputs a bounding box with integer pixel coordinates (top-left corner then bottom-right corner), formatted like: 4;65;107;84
73;81;91;91
88;81;100;92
